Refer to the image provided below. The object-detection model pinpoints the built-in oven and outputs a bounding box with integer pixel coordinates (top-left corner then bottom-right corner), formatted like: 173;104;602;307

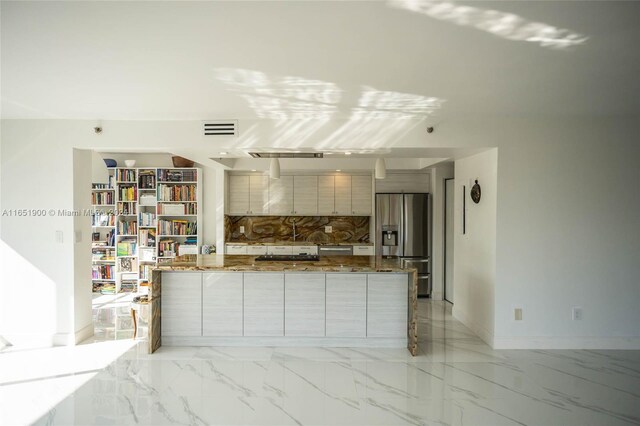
318;245;353;256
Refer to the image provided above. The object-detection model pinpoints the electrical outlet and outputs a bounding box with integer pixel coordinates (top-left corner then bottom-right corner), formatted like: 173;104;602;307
514;308;523;321
572;307;583;321
240;226;245;234
325;226;332;233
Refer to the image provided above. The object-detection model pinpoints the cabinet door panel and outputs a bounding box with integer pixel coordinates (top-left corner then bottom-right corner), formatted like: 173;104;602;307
334;175;352;215
228;175;250;215
285;274;325;337
161;272;202;336
243;273;284;336
326;274;367;337
351;175;372;215
317;176;335;215
269;176;294;215
293;176;318;215
366;274;408;337
203;273;243;336
249;175;269;214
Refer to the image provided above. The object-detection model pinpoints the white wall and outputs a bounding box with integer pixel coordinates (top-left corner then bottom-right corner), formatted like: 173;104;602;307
452;150;497;345
1;117;639;349
430;162;455;301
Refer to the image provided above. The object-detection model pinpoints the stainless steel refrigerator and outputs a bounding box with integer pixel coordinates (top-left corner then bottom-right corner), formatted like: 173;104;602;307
376;193;431;297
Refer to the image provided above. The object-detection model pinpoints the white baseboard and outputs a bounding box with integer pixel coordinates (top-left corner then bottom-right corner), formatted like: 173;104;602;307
74;323;94;344
430;291;444;301
162;336;408;348
493;336;640;350
451;306;494;347
53;323;94;346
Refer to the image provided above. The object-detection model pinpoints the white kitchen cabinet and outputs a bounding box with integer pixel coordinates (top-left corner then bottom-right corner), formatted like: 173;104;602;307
293;176;318;215
226;244;248;255
269;176;294;215
351;175;372;215
325;274;367;337
161;272;202;336
203;273;243;336
228;175;250;215
366;274;408;338
267;245;294;255
353;245;374;256
228;175;268;215
292;245;318;255
249;175;269;215
243;273;284;336
246;245;268;255
317;175;352;215
284;273;325;336
334;175;352;215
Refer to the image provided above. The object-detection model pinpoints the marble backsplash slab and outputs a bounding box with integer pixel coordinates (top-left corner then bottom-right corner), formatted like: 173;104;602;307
225;215;370;244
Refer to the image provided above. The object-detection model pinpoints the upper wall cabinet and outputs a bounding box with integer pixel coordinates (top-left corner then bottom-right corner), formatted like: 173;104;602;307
269;176;294;215
319;175;352;215
293;176;318;215
228;175;268;215
228;173;372;216
351;175;372;215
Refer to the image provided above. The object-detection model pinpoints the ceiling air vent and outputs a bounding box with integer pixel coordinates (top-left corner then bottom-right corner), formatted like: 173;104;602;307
203;120;238;136
248;152;324;159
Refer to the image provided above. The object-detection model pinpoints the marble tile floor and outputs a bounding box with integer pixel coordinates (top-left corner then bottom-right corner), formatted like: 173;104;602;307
0;301;639;425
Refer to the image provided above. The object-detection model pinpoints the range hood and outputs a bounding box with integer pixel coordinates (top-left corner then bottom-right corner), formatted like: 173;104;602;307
248;152;324;159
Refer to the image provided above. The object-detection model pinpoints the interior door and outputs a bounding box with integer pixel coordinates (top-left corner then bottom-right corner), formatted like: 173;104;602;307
444;179;454;303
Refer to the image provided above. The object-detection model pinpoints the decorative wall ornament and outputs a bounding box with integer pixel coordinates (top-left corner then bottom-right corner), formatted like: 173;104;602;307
471;179;481;204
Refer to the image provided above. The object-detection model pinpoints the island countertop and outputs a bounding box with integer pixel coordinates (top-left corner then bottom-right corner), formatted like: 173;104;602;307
149;255;419;357
155;254;414;273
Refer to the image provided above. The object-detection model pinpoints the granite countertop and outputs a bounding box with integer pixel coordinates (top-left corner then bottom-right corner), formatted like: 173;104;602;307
225;242;373;246
156;254;412;273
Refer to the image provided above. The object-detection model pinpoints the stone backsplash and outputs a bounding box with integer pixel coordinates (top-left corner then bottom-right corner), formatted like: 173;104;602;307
225;216;370;244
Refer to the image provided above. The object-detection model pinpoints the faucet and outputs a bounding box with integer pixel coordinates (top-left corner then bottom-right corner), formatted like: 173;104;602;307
292;219;301;242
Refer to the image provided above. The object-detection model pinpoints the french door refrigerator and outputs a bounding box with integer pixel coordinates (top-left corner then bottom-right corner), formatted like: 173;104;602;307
376;193;431;297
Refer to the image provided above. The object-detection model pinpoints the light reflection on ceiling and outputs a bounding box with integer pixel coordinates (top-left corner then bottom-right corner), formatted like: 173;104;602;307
214;68;341;120
215;68;444;150
388;0;588;50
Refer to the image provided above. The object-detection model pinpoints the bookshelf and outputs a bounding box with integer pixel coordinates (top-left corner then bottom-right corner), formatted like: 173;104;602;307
91;167;202;294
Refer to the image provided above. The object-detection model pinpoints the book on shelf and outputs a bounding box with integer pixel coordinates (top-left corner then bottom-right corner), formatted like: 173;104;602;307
158;169;197;182
91;191;114;205
117;239;137;256
157;184;196;202
92;213;116;227
117;220;137;235
93;282;116;294
92;264;114;280
119;281;137;293
117;201;137;215
116;169;136;182
158;239;179;257
158;219;197;236
138;212;156;226
117;185;138;201
138;170;156;189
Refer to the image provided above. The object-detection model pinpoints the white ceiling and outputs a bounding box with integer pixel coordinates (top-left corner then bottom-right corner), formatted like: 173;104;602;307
2;1;640;121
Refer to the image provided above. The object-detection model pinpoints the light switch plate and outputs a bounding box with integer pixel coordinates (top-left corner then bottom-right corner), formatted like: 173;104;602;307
325;226;332;233
240;226;245;234
75;230;82;243
55;230;64;244
514;308;523;321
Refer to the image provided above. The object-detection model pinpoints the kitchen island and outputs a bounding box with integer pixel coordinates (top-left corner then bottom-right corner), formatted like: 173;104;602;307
148;255;418;355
